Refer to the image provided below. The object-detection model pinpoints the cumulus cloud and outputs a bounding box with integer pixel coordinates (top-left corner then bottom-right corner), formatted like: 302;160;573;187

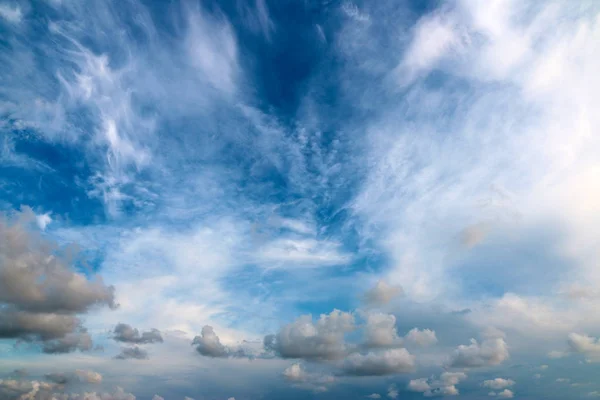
115;346;149;360
568;333;600;362
113;323;163;344
482;378;515;390
408;372;467;397
0;210;115;352
363;313;401;348
341;348;415;376
0;379;61;399
489;389;514;398
364;281;403;306
265;310;355;360
193;325;229;358
448;334;509;368
404;328;438;347
367;394;381;399
282;363;335;392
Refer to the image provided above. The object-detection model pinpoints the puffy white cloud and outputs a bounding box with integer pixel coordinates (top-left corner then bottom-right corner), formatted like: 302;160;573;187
363;313;401;348
367;394;381;399
265;310;355;360
404;328;438;347
364;281;403;306
489;389;514;398
341;348;415;376
408;372;467;397
448;335;509;368
282;363;335;393
568;333;600;362
482;378;515;390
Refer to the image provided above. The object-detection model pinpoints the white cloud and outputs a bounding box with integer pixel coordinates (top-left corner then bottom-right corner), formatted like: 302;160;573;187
568;333;600;362
0;3;22;23
482;378;515;390
364;280;403;306
367;394;381;399
408;372;467;397
387;384;398;399
341;348;415;376
363;312;401;348
404;328;438;347
265;310;355;360
256;237;351;267
490;389;514;398
448;335;509;368
282;363;335;393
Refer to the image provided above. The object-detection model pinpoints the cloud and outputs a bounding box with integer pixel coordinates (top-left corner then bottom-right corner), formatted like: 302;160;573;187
404;328;438;347
113;323;163;344
68;386;137;400
482;378;515;390
448;334;509;368
387;384;399;399
0;210;116;314
192;325;229;358
115;346;149;360
341;348;415;376
367;394;381;399
41;330;93;354
363;313;401;348
489;389;515;398
0;210;115;352
0;3;22;23
152;396;164;400
364;281;403;306
408;372;467;397
0;379;61;400
568;333;600;362
282;363;335;393
43;369;102;385
265;310;355;360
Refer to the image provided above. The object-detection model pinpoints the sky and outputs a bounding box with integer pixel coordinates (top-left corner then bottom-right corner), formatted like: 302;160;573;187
1;0;600;399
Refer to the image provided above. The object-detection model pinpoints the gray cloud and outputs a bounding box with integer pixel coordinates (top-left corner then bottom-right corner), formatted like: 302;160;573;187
193;325;229;357
341;348;415;376
45;369;103;385
42;331;93;354
265;310;355;360
0;209;116;353
113;323;163;344
116;346;149;360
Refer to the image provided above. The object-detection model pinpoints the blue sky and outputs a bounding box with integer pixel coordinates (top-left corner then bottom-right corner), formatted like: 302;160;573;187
1;0;600;399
